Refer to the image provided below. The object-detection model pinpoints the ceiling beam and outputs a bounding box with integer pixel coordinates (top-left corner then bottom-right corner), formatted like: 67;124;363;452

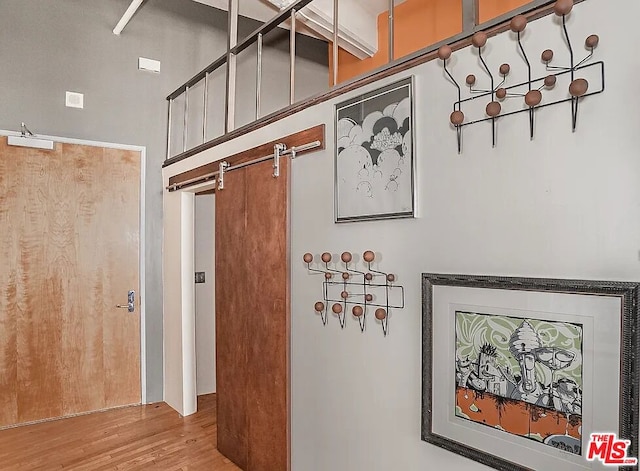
297;0;378;59
113;0;145;35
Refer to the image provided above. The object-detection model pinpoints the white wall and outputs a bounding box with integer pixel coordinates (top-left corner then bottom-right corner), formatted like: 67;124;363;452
163;191;197;416
195;194;216;395
163;0;640;468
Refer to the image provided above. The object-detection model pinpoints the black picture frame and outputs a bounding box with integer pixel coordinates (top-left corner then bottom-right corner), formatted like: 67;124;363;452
422;273;640;471
334;76;415;223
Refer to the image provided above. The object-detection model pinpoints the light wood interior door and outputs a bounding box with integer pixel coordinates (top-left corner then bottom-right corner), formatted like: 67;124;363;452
0;137;141;428
216;159;289;471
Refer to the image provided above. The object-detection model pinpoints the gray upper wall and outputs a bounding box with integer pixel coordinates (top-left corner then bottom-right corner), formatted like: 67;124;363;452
0;0;329;402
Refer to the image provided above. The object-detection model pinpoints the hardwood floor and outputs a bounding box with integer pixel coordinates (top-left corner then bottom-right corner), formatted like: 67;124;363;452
0;394;241;471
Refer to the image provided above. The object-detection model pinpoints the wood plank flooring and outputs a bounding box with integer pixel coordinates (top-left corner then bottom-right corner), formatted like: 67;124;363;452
0;394;241;471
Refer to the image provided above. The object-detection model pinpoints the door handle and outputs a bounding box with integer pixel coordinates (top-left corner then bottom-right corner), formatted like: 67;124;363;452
116;290;135;313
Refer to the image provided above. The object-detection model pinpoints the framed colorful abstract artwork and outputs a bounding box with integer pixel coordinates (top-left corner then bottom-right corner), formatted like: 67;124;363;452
422;274;640;471
334;76;415;222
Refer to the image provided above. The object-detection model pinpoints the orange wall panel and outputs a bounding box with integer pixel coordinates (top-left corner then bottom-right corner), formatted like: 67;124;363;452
478;0;532;23
331;0;534;85
331;0;462;84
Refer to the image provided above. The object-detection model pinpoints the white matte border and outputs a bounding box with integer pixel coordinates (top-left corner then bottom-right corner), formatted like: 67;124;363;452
431;285;622;471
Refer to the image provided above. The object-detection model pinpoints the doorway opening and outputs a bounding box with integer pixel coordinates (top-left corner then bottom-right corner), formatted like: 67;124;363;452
194;193;216;397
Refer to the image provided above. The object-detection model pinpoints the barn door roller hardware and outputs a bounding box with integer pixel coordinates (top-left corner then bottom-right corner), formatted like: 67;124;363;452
217;161;229;190
273;143;286;178
165;140;321;192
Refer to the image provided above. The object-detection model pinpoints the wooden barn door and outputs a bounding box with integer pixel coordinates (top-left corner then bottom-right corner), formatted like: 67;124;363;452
216;158;289;471
0;137;141;428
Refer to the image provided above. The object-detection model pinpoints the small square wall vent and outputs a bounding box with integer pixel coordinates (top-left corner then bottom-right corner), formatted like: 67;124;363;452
65;91;84;109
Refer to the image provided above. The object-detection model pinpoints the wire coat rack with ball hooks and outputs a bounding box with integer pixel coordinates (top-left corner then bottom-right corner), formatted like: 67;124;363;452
439;0;604;153
303;250;404;336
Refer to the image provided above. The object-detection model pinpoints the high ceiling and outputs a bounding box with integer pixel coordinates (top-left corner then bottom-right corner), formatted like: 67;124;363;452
193;0;400;19
114;0;405;58
190;0;406;59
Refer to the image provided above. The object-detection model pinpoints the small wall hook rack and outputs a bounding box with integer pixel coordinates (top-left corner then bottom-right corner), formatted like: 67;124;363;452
438;0;604;153
303;250;404;336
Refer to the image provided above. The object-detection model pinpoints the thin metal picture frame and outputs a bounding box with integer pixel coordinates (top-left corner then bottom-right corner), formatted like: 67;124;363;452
334;75;417;223
421;273;640;471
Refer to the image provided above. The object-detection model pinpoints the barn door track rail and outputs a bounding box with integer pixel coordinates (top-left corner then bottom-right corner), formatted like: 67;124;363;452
166;141;319;192
166;125;325;193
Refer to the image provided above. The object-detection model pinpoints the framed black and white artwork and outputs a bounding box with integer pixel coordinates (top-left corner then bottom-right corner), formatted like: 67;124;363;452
334;76;415;223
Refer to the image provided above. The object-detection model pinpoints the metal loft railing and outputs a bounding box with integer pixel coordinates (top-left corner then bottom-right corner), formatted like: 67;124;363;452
165;0;408;161
165;0;553;162
166;0;315;160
